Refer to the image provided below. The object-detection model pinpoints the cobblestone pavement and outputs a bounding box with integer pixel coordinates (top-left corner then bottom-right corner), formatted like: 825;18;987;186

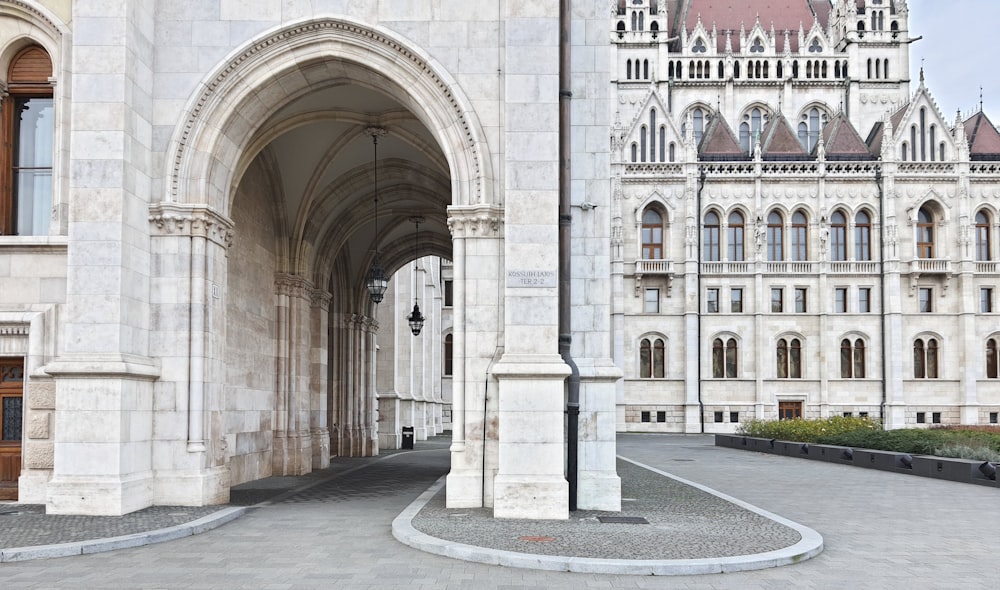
1;434;998;588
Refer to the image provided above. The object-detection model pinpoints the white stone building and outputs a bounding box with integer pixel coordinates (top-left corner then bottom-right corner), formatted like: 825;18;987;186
0;0;997;518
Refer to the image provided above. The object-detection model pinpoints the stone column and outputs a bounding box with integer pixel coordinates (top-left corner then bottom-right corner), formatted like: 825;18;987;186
310;289;331;469
44;0;160;515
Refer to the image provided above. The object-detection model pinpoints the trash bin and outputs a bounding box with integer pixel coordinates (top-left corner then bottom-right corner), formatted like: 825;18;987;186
401;426;414;449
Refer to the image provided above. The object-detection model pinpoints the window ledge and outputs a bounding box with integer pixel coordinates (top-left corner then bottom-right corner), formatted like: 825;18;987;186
0;235;69;253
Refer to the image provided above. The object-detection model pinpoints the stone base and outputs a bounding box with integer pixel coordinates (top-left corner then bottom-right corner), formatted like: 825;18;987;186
884;403;908;430
46;471;154;516
684;403;702;433
576;471;621;511
17;470;52;504
445;468;484;508
153;465;231;506
273;432;313;475
493;474;568;519
311;428;330;469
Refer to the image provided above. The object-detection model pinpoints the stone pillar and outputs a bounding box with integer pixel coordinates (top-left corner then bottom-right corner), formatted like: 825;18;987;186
445;205;503;509
310;289;331;469
44;0;160;515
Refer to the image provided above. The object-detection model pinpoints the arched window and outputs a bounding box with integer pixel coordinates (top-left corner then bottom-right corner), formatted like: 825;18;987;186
914;338;939;379
641;208;664;259
630;142;638;162
777;338;803;378
901;143;908;161
704;211;721;261
649;110;657;161
798;107;823;151
444;334;454;376
917;207;934;259
2;45;54;236
728;211;745;261
976;211;992;261
693;108;706;145
740;107;766;154
640;337;665;378
643;59;649;79
640;126;647;162
631;11;638;31
855;211;872;261
712;338;738;378
658;126;666;162
668;142;676;162
626;60;632;80
841;339;866;378
830;210;847;261
988;338;999;379
791;211;808;261
767;211;784;261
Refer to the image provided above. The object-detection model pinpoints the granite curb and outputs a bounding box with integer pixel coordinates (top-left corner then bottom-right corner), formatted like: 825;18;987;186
0;506;247;563
392;456;824;575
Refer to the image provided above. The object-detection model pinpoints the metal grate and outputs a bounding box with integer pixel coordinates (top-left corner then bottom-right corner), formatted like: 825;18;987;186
597;516;649;524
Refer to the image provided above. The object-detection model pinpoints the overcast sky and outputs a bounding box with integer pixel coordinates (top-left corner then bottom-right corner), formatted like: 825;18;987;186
908;1;999;121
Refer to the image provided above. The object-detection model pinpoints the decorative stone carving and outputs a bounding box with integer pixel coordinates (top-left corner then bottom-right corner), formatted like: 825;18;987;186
149;203;234;248
447;205;504;238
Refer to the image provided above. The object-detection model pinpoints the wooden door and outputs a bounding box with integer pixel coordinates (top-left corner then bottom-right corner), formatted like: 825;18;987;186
0;360;23;501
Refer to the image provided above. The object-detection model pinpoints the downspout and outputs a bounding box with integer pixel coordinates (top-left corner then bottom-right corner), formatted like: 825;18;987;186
876;165;887;425
696;167;707;432
559;0;580;511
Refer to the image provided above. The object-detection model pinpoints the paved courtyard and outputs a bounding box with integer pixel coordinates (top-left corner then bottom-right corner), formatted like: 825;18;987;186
2;434;997;589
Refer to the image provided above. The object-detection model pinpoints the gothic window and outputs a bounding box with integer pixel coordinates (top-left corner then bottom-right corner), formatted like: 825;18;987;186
776;60;783;78
649;0;657;15
777;338;803;379
631;142;638;162
830;210;847;262
712;337;738;378
841;338;867;378
917;207;934;259
976;210;992;261
821;61;828;78
704;211;721;261
792;60;799;78
875;59;881;79
914;338;939;379
929;125;936;161
728;211;745;262
649;110;657;161
798;107;823;152
733;61;740;78
901;142;908;161
659;126;666;162
855;211;872;261
668;142;675;162
910;125;918;161
693;108;706;145
641;208;664;259
631;11;638;31
444;334;454;376
750;38;764;53
627;60;632;80
791;210;808;261
767;211;784;262
718;60;725;78
883;58;889;79
2;45;54;236
668;61;675;79
643;59;649;79
640;337;665;378
640;126;647;162
834;61;841;78
939;142;946;161
639;11;644;31
739;107;767;154
988;337;999;379
809;38;822;53
689;59;695;79
693;38;707;53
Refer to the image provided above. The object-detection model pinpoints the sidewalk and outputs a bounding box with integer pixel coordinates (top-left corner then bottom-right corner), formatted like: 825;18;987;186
0;437;821;575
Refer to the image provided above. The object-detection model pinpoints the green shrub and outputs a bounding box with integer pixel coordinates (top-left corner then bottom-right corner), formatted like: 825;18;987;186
736;419;1000;460
736;416;880;442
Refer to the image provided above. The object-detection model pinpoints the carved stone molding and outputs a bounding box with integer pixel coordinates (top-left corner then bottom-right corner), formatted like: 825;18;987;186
274;273;314;299
447;204;504;238
311;289;333;310
149;203;234;248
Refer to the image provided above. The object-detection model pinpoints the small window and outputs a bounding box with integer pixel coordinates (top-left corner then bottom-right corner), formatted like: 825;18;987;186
916;412;926;424
707;288;720;313
444;280;454;307
639;337;666;379
778;401;802;420
919;288;933;313
731;288;744;313
444;334;454;376
982;288;994;313
843;412;853;417
641;411;651;422
730;411;739;423
771;288;783;313
714;411;724;423
644;288;660;313
859;287;872;313
932;412;941;424
990;412;998;424
656;411;666;423
835;287;847;313
777;338;803;379
795;288;807;313
859;411;868;418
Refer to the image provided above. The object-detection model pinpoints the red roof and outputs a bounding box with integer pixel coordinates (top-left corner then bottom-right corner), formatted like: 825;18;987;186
822;113;875;158
679;0;831;52
965;112;1000;158
699;112;746;158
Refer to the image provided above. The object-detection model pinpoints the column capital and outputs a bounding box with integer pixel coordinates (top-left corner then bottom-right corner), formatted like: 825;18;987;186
447;204;503;239
149;203;234;248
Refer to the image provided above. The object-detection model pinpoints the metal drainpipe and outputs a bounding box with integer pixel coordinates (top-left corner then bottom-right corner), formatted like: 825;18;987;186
876;165;887;425
559;0;580;512
697;168;707;432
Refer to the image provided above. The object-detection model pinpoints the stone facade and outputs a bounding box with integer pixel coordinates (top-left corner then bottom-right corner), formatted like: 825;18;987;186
0;0;995;518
